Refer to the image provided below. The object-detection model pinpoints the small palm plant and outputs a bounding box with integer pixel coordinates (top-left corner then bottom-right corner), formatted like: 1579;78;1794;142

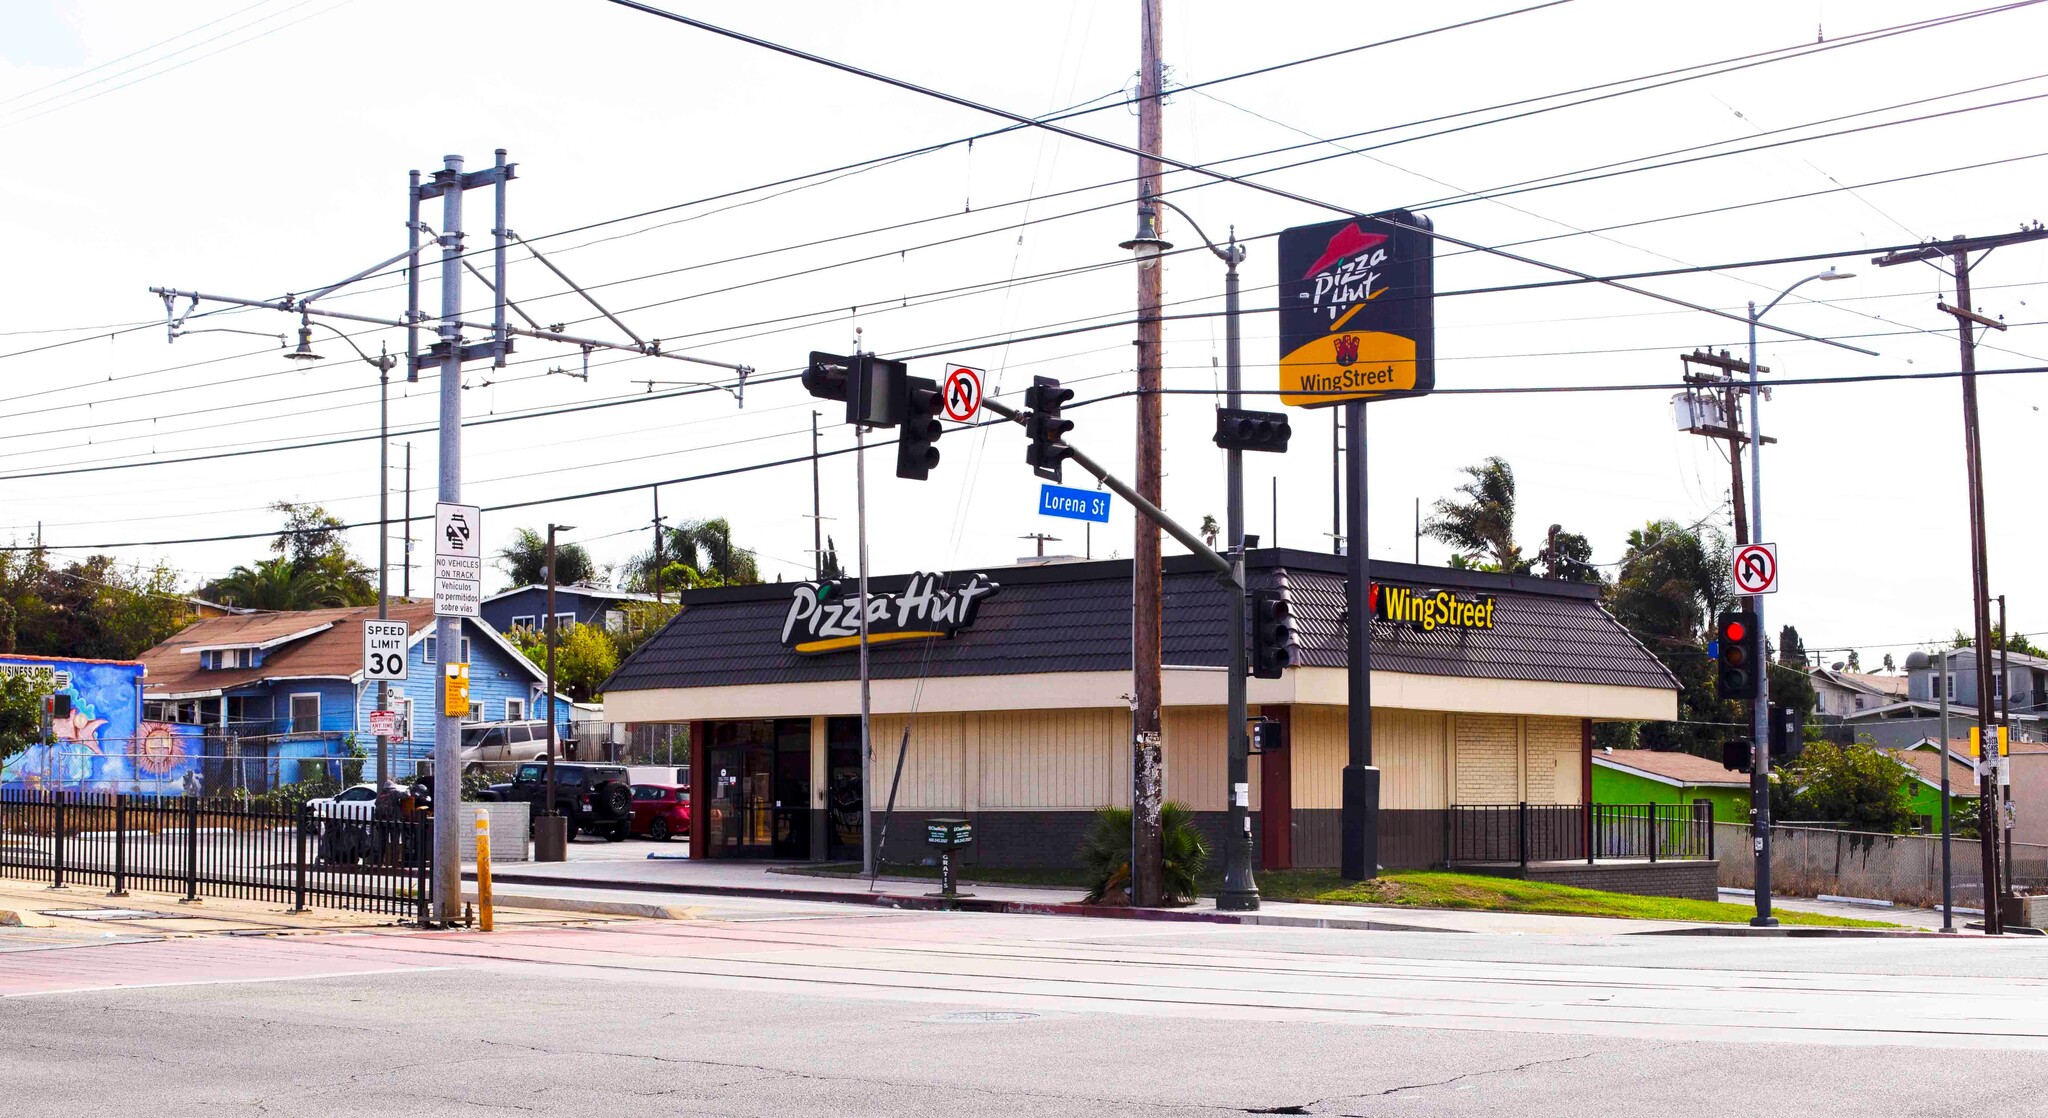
1079;802;1210;906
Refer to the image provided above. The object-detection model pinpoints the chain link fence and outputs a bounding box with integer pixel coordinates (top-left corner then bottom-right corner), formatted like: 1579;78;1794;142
1714;821;2048;908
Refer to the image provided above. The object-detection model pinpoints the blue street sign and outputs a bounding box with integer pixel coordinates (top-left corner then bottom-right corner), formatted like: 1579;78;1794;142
1039;483;1110;523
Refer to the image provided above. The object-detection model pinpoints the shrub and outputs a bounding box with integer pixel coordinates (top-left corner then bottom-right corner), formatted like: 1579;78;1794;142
1078;802;1209;905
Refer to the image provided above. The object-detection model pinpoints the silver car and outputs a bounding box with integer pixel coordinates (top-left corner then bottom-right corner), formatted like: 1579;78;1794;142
458;720;559;774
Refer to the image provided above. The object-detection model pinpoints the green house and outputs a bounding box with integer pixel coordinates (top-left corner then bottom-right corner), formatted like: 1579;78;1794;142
1591;748;1751;823
1898;740;1981;832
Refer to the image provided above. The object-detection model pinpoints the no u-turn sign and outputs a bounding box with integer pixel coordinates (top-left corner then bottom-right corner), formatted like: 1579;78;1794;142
1732;542;1778;595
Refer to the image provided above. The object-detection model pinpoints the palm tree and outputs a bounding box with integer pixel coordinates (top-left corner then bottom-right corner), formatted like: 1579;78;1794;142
497;527;598;589
207;557;354;611
1424;457;1524;572
1199;515;1220;550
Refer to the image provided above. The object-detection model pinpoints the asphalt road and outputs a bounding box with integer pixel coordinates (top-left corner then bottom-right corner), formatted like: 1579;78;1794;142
4;894;2046;1117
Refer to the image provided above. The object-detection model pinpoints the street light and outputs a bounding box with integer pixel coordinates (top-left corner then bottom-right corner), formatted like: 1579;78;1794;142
1147;194;1258;912
291;317;401;787
1742;267;1854;927
1904;647;1956;932
1119;204;1172;268
538;522;577;863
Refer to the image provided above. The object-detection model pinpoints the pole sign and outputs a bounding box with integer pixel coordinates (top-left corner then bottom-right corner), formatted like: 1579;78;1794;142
368;709;398;738
1038;483;1111;523
941;363;984;422
433;502;483;618
363;619;410;681
1731;542;1778;595
1277;208;1435;407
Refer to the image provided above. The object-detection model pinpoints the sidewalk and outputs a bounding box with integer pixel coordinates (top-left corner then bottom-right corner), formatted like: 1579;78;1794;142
469;847;1927;937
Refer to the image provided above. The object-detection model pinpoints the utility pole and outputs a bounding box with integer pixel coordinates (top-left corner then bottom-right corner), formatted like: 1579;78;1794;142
539;523;574;861
1875;226;2047;934
812;411;825;579
1676;349;1771;547
402;442;413;601
376;344;391;788
1999;595;2014;899
1127;0;1167;907
1020;533;1060;558
651;487;667;605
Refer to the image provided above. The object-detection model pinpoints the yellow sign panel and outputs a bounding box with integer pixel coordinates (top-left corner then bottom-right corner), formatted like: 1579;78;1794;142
1967;725;2010;757
1278;331;1420;407
445;662;470;718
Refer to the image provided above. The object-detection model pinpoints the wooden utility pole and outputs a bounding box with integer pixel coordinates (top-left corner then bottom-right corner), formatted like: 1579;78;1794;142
1677;349;1769;547
651;487;667;605
1876;225;2048;933
1130;0;1166;907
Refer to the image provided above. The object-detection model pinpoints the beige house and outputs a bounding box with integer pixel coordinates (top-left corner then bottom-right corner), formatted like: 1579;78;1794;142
601;551;1678;870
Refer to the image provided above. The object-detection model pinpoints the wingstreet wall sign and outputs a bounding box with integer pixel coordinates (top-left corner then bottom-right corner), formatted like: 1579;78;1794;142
1277;208;1435;407
781;572;1001;655
1371;583;1495;633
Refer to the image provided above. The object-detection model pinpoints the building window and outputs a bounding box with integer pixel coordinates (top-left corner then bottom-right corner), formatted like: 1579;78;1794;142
547;612;576;634
506;698;526;722
289;693;321;735
423;636;472;663
510;615;536;630
392;696;413;741
1945;673;1957;700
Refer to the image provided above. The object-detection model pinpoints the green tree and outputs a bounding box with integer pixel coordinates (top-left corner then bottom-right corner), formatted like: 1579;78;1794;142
622;516;762;595
206;557;358;611
1953;626;2046;658
1599;519;1737;755
508;621;618;702
1424;457;1524;572
496;527;599;590
1533;523;1602;585
0;671;45;766
1199;515;1220;550
0;543;50;653
1772;738;1916;832
820;535;845;581
23;556;191;660
1778;625;1805;665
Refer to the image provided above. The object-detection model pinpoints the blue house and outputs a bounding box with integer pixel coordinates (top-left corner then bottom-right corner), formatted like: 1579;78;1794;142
480;584;656;636
137;602;572;790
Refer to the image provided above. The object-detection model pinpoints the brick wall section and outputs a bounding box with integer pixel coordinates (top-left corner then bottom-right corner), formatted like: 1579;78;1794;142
1467;860;1719;901
1523;717;1583;805
1454;714;1519;803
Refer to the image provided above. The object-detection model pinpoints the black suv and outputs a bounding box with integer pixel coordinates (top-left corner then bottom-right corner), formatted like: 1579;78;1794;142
485;762;633;841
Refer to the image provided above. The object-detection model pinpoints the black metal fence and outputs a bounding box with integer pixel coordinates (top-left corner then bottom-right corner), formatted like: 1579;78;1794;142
1450;802;1716;866
0;791;430;921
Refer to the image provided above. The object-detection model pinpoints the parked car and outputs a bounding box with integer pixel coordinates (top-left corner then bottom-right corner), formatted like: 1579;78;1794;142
629;783;690;842
459;720;565;774
305;782;428;865
484;762;633;841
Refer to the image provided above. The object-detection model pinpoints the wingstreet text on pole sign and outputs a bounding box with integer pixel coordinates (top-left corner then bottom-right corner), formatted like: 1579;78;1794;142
1277;209;1434;407
433;501;483;618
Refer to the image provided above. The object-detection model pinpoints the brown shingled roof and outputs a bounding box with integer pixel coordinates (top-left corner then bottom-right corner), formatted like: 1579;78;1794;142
1593;748;1749;787
1895;747;1981;792
140;602;440;696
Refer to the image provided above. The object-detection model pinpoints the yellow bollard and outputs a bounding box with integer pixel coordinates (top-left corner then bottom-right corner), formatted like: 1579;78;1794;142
474;808;493;932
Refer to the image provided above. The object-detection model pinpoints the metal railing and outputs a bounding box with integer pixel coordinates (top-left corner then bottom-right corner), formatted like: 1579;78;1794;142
0;790;430;920
1449;803;1716;866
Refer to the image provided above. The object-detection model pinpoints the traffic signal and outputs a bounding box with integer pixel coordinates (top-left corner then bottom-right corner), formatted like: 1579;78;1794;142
1213;407;1293;453
802;350;851;403
1250;589;1294;679
1768;703;1805;762
1024;375;1075;482
895;375;943;480
1721;737;1754;772
1714;610;1760;700
850;354;906;428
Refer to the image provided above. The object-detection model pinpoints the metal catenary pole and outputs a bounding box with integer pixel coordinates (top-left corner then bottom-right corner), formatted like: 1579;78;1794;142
546;526;562;823
403;442;413;601
1744;301;1775;927
1999;595;2014;898
429;153;467;922
1940;647;1954;932
377;341;391;787
1219;232;1257;911
812;410;825;579
1128;0;1166;909
856;420;875;878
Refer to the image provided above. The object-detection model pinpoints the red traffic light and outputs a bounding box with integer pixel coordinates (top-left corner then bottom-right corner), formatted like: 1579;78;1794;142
1723;620;1746;642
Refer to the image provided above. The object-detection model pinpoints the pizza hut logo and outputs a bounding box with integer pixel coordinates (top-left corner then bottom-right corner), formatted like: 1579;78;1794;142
1333;334;1360;367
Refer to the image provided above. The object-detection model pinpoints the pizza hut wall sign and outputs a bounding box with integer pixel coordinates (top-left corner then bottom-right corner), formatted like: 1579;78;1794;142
1277;208;1435;407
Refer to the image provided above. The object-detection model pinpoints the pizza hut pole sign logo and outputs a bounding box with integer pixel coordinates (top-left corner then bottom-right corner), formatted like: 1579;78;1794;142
1277;208;1435;407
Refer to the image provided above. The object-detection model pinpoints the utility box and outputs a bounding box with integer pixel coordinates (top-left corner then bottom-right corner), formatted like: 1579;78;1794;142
2000;893;2048;930
925;817;974;903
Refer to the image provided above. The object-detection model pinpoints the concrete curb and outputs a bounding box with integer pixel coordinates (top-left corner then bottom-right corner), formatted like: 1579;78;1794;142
1634;925;1937;938
0;908;57;928
462;890;697;921
474;870;1465;933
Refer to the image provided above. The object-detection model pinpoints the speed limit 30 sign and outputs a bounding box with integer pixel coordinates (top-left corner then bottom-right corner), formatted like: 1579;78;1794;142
1732;542;1779;595
363;619;410;681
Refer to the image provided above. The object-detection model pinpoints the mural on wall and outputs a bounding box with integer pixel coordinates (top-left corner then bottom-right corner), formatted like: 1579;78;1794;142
0;657;199;794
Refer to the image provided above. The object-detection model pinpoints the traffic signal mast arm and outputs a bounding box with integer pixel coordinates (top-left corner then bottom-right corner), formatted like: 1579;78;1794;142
982;396;1236;584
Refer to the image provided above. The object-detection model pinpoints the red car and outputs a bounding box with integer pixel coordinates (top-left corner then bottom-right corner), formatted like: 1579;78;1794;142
630;783;690;842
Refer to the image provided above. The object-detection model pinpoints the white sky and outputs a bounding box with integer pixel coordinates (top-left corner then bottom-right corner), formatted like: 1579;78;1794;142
3;0;2046;669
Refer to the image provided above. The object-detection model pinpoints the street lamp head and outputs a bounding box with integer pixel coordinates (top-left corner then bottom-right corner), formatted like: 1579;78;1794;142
283;319;323;362
1819;268;1856;281
550;523;576;535
1119;206;1172;268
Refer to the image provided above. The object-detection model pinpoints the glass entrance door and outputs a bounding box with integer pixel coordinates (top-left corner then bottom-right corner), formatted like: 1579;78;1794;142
704;719;813;859
826;716;863;862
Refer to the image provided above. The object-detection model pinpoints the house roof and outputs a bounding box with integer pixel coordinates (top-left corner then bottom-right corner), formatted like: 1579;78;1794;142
1893;746;1981;794
484;584;657;605
1814;667;1908;698
138;603;545;697
602;550;1681;695
1593;748;1749;788
0;652;144;668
